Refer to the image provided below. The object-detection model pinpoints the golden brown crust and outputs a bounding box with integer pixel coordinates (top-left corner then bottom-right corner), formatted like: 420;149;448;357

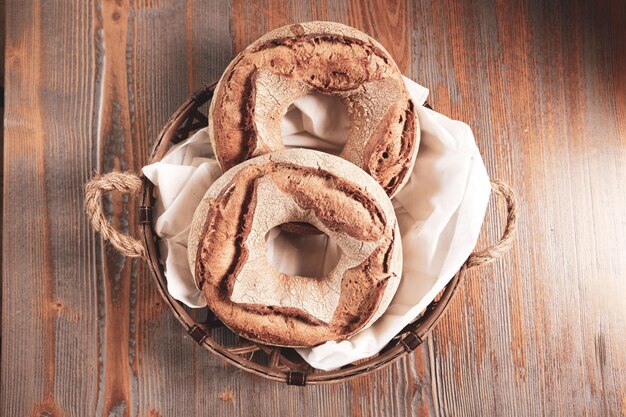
189;150;403;347
209;21;419;197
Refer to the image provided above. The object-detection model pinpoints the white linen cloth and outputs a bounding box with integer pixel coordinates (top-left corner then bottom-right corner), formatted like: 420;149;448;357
142;76;491;370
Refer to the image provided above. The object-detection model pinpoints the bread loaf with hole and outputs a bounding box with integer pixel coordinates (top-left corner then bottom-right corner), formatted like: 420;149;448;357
188;149;402;347
208;21;419;197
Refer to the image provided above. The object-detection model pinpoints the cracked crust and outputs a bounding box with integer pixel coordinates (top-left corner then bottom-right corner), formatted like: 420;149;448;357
208;21;419;197
188;150;403;347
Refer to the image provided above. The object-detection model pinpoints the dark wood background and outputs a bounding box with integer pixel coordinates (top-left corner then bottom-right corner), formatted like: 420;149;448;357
2;0;625;416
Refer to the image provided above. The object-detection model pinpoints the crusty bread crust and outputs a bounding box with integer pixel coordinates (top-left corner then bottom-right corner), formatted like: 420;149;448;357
208;21;419;197
188;149;402;347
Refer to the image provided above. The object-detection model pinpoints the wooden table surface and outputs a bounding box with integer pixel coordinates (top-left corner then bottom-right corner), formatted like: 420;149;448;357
2;0;625;416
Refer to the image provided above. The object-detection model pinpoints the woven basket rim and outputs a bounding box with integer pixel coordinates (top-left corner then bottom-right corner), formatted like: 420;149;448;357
137;81;487;385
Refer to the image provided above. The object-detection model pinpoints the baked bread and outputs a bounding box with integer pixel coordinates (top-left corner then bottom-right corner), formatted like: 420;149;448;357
188;149;403;347
208;21;419;197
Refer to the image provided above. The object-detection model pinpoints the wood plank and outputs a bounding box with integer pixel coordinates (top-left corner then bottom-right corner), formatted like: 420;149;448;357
127;2;235;416
2;1;102;416
97;1;139;415
0;0;5;284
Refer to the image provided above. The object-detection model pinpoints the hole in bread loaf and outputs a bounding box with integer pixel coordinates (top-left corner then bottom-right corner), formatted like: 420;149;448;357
280;93;350;156
265;223;343;278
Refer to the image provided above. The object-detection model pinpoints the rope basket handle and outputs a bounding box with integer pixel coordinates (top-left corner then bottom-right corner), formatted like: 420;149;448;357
84;173;517;264
84;171;145;258
466;179;518;268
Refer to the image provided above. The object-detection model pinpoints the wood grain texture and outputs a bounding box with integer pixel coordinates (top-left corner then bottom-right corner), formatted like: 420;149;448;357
0;0;5;287
2;0;625;416
409;1;626;416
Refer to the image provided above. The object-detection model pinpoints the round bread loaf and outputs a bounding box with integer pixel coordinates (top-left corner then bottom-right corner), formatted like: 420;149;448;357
188;149;403;347
208;21;419;197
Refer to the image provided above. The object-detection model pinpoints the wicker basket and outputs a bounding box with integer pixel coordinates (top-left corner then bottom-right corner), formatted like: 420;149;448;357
85;81;517;385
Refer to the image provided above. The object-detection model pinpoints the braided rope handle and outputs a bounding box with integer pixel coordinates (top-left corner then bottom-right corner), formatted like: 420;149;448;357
84;172;145;258
466;179;518;268
83;173;517;265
